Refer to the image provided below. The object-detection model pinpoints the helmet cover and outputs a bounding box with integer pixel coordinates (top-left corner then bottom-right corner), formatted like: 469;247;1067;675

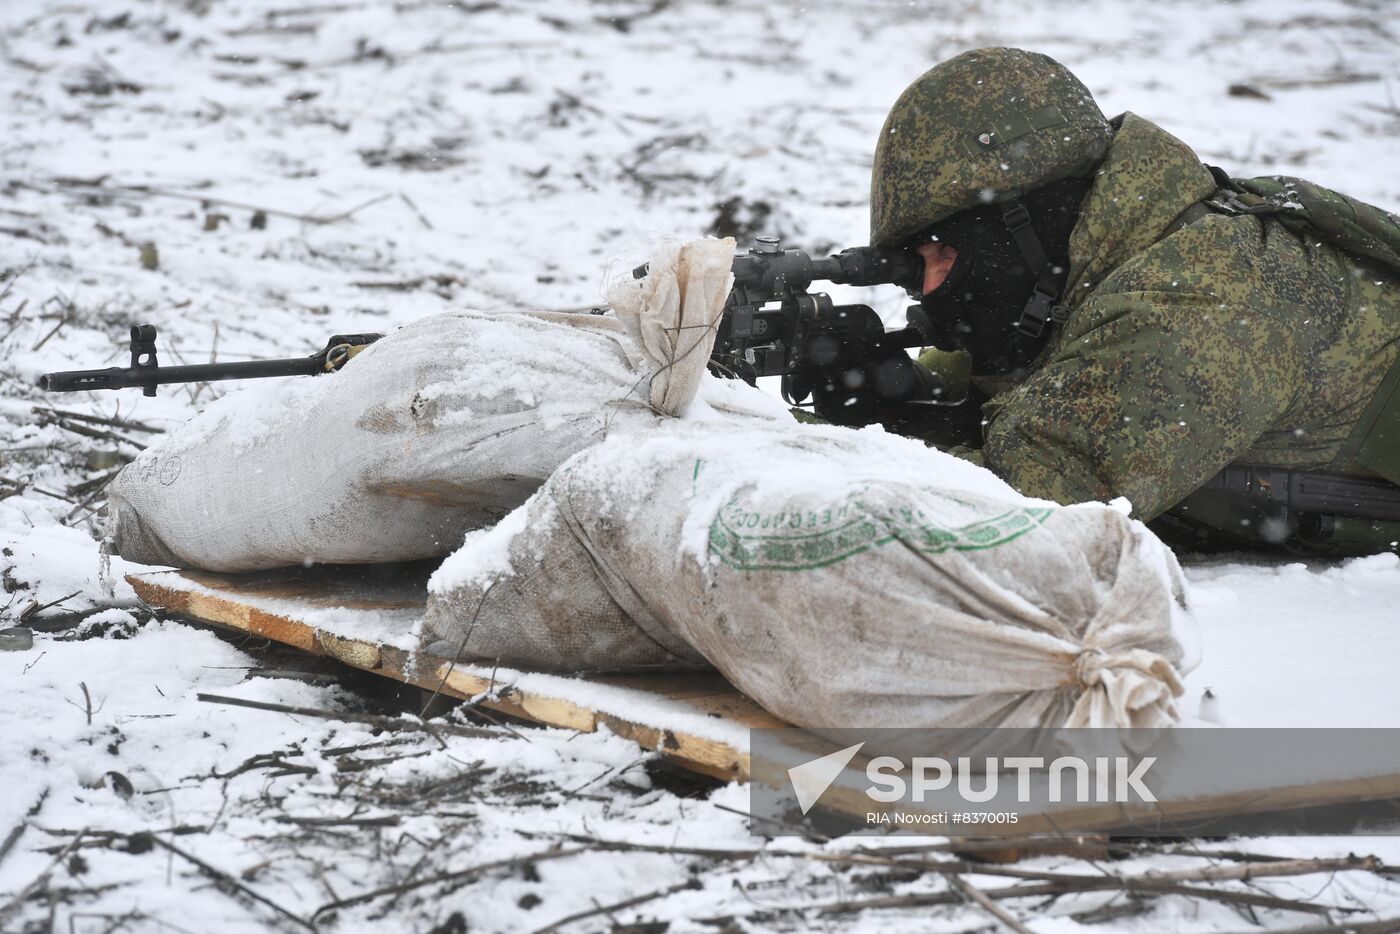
870;47;1111;246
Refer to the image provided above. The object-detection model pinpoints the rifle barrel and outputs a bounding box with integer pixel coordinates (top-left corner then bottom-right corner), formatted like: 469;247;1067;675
40;356;323;393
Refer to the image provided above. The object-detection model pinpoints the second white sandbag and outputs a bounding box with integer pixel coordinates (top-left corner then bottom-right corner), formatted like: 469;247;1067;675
421;417;1195;730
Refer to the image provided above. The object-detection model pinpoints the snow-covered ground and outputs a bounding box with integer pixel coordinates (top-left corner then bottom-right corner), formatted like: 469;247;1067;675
3;0;1400;930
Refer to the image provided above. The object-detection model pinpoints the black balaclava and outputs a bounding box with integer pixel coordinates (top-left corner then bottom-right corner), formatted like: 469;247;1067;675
916;175;1093;376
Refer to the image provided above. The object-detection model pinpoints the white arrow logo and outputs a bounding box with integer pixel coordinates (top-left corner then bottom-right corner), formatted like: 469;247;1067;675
788;742;865;815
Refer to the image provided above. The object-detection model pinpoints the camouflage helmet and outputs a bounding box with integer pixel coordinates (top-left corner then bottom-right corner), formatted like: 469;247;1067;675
870;47;1112;246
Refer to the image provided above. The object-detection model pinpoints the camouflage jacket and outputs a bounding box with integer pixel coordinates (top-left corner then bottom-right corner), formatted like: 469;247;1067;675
973;113;1400;529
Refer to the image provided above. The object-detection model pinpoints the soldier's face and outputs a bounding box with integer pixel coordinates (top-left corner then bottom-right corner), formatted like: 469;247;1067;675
915;242;958;295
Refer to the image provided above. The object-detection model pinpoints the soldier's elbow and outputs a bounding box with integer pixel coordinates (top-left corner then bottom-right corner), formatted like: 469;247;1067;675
982;417;1107;508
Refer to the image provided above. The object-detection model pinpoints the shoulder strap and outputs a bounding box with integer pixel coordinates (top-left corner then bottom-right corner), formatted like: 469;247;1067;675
1200;168;1400;275
1161;201;1216;238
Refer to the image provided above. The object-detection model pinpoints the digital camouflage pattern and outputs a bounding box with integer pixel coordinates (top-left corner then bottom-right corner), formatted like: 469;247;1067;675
1228;175;1400;275
973;113;1400;544
869;47;1112;247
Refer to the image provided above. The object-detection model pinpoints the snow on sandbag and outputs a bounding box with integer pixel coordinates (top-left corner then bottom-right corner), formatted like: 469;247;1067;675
420;418;1197;730
106;238;738;572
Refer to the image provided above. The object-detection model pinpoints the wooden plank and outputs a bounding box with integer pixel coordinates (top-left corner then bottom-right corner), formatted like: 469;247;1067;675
127;568;763;782
130;567;1400;835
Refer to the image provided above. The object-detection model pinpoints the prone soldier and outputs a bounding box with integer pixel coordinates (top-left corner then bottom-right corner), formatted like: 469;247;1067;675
859;47;1400;555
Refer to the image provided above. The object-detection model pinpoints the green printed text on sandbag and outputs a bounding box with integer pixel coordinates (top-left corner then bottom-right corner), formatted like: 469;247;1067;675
708;493;1054;571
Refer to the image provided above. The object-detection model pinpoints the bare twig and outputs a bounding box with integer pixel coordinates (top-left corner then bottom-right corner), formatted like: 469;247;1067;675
65;681;104;725
68;467;125;499
0;829;84;927
565;835;1371;923
50;178;393;227
805;876;1344;919
376;761;491;802
63;468;126;524
397;192;433;230
313;846;584;916
858;835;1111;860
1213;916;1400;934
61;496;107;528
353;274;457;290
1158;883;1342;916
0;259;36;308
0;789;48;869
333;750;433;773
212;751;317;780
30;317;66;352
1113;856;1379;885
946;873;1036;934
320;737;416;756
275;815;400;828
26;486;75;504
196;692;501;740
417;579;496;719
533;877;701;933
277;39;553;72
1251;71;1381;89
266;2;366;17
45;417;146;450
154;836;315;931
21;590;82;620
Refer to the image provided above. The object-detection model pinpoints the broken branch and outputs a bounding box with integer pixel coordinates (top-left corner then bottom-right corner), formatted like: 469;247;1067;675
313;846;584;916
196;692;502;740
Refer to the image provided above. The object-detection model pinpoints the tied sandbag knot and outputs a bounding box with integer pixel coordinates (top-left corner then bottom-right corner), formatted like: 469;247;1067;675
1072;647;1108;686
1066;645;1185;729
606;238;736;417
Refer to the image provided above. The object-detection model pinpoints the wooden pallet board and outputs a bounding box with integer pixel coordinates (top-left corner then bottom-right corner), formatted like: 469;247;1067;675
130;566;1400;836
128;565;784;782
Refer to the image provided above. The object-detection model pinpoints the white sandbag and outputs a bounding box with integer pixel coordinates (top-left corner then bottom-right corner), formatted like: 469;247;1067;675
420;417;1195;730
106;238;738;572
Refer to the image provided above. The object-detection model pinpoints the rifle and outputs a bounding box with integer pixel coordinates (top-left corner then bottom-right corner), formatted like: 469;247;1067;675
39;324;383;396
41;237;973;435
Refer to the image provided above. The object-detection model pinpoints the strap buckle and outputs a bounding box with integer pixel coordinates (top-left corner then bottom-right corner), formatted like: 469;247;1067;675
1000;197;1065;340
1001;201;1033;233
1015;286;1057;339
